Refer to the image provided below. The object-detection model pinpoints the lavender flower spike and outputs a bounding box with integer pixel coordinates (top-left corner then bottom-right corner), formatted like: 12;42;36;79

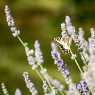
76;80;90;95
1;83;9;95
23;72;38;95
51;42;61;62
4;5;20;37
65;16;74;35
24;44;38;70
51;42;69;78
34;40;44;64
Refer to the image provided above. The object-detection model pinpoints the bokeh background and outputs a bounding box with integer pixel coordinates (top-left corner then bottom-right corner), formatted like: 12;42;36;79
0;0;95;95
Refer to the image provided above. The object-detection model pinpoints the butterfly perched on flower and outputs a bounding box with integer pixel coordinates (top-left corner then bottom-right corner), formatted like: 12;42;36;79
54;35;72;53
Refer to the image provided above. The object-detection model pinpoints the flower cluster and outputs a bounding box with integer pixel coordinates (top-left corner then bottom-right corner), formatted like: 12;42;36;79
23;72;38;95
76;80;89;95
24;40;44;70
51;42;80;95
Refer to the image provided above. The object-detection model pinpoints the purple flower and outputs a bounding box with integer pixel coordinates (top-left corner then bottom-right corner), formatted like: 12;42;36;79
51;42;70;78
51;51;60;61
76;83;81;90
57;60;64;66
34;40;44;64
76;80;89;95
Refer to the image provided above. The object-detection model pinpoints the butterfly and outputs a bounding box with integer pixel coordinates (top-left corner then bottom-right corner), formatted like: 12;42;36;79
54;35;72;53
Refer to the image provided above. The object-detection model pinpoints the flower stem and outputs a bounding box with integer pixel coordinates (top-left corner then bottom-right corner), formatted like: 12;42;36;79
17;36;26;47
69;48;83;74
35;69;44;81
37;63;56;94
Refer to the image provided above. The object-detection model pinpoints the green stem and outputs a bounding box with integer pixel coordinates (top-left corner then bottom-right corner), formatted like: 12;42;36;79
37;63;56;94
17;36;26;47
69;48;83;74
35;69;44;81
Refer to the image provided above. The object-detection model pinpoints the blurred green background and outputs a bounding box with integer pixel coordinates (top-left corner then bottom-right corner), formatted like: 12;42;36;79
0;0;95;95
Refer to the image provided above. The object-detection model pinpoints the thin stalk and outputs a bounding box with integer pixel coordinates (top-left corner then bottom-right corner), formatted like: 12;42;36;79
17;36;25;47
35;69;44;81
37;63;56;94
69;48;83;74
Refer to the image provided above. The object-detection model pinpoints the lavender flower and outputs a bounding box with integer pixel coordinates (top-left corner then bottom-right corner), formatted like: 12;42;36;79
1;83;9;95
15;88;22;95
51;42;69;78
78;28;89;63
61;23;67;39
4;5;20;37
76;80;90;95
88;28;95;56
34;40;44;64
24;40;44;70
25;44;38;70
23;72;38;95
65;16;75;35
82;63;95;95
65;16;89;64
